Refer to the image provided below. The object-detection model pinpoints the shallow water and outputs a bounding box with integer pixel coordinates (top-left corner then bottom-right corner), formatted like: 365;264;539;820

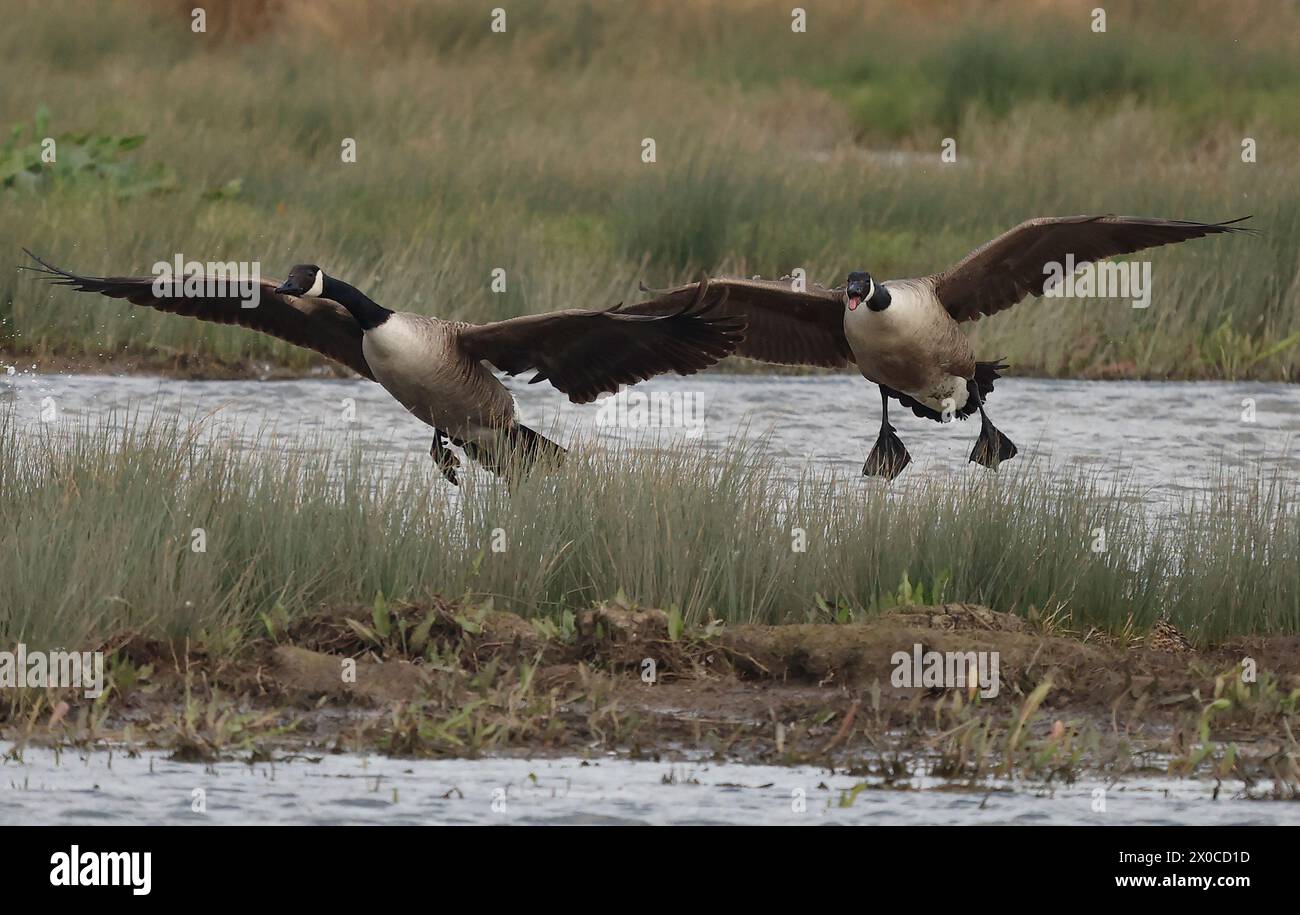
4;370;1299;504
4;745;1298;825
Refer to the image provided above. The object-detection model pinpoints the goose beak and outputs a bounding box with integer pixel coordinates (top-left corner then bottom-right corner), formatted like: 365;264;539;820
274;281;297;295
847;295;861;311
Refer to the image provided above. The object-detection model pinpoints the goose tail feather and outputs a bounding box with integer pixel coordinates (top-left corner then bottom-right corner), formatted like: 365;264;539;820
505;423;567;467
453;424;566;481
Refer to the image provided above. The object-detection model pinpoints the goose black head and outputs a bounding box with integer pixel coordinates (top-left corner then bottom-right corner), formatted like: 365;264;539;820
275;265;394;330
846;271;891;312
274;264;326;298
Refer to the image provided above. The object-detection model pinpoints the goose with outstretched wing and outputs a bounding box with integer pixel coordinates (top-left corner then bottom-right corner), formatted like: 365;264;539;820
23;253;744;484
627;215;1252;479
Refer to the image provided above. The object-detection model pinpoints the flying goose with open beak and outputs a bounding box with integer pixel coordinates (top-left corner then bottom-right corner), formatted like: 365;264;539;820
22;252;744;484
627;215;1252;479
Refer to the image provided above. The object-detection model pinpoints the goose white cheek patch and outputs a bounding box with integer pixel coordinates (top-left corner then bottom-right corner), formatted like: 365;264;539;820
305;270;325;298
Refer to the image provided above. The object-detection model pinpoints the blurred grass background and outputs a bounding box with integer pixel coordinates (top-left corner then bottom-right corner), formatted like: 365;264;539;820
2;0;1298;378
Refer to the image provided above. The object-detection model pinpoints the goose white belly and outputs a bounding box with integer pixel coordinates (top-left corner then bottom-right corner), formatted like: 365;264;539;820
362;314;514;438
843;279;973;413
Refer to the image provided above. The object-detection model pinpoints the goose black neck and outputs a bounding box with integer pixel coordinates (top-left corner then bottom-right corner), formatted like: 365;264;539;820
323;277;393;330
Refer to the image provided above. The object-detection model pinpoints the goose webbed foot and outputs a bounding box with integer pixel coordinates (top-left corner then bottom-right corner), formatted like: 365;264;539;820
863;423;911;480
865;385;911;480
430;431;460;486
969;409;1018;470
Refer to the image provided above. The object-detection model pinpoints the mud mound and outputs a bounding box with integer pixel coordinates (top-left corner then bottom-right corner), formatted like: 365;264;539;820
715;605;1109;696
269;645;428;703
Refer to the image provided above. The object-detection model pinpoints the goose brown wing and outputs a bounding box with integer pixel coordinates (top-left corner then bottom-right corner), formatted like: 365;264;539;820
23;251;373;379
930;215;1253;323
455;282;745;404
621;276;853;368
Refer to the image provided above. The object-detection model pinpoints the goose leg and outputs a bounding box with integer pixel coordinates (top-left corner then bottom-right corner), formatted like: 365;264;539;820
863;386;912;480
430;430;460;486
967;381;1018;470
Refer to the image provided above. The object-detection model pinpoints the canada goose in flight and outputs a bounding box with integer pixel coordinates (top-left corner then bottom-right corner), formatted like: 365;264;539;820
22;252;744;484
630;215;1252;479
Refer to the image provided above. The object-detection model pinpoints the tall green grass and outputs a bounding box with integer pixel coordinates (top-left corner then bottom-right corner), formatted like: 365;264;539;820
2;409;1295;652
2;0;1298;379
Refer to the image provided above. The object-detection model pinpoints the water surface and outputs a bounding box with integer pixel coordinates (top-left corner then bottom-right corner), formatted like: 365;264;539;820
5;371;1298;503
4;745;1297;826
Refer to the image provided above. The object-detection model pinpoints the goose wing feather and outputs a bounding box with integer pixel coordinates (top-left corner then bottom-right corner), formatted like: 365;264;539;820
930;215;1253;323
22;251;373;379
455;282;745;404
620;276;853;368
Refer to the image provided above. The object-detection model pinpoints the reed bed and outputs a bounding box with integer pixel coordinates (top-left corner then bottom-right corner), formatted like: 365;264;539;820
2;409;1295;653
1;0;1298;379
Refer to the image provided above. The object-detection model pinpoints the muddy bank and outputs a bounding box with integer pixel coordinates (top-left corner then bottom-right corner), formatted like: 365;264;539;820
5;600;1298;791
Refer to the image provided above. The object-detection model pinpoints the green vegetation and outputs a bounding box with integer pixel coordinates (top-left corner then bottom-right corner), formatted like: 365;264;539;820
0;0;1297;378
2;409;1296;655
1;106;175;196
